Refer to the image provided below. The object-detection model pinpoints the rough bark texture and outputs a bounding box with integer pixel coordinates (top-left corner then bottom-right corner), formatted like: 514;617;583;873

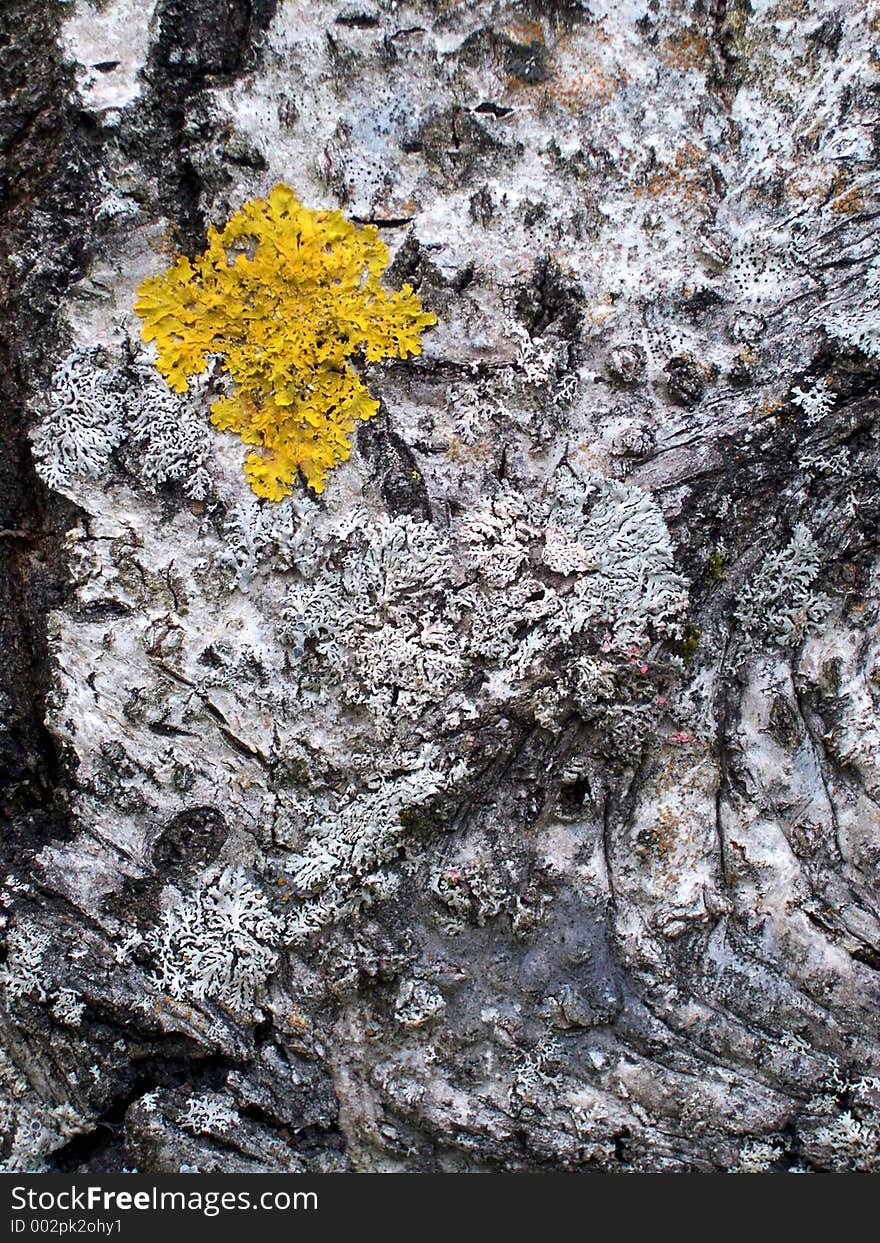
2;0;880;1173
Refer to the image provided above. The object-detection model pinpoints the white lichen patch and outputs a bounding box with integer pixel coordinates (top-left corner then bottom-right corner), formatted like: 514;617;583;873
735;525;832;649
31;349;126;494
147;869;282;1017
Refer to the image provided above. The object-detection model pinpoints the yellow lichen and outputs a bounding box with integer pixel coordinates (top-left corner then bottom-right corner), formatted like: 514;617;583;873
135;184;436;498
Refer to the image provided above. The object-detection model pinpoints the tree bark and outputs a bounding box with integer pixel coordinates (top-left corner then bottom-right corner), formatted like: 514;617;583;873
1;0;879;1173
